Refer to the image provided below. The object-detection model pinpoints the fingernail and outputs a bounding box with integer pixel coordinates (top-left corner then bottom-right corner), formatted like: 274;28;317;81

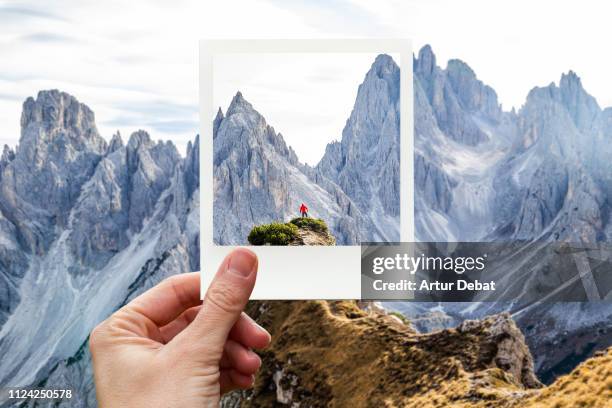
256;323;272;343
228;249;257;277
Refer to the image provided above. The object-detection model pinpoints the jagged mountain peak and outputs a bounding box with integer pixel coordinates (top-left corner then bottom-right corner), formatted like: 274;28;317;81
108;131;124;153
524;82;558;104
559;70;600;128
127;129;154;150
413;45;502;148
213;107;224;136
559;69;582;88
226;90;254;116
185;135;197;156
446;58;476;78
558;70;597;106
214;92;299;168
17;90;108;172
310;53;400;239
526;70;593;103
2;91;107;243
21;89;100;140
524;70;600;131
446;58;501;116
354;53;400;112
362;53;400;103
1;145;15;163
414;45;501;114
414;44;436;77
371;53;397;74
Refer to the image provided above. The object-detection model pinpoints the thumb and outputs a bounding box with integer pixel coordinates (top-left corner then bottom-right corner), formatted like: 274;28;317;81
171;248;258;360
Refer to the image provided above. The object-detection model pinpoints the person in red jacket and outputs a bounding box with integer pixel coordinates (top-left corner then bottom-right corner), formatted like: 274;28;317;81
299;203;308;218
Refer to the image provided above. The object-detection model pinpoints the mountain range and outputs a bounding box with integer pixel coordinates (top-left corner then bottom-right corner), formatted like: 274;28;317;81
0;90;199;407
0;45;610;406
413;45;612;243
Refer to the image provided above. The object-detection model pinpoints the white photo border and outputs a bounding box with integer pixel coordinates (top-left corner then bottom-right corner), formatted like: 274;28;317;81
200;39;413;299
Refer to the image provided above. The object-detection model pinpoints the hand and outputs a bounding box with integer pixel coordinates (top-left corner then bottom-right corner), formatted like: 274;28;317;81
90;248;270;407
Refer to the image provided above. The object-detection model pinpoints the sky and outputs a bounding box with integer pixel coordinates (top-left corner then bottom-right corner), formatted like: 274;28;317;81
1;0;612;154
214;53;385;165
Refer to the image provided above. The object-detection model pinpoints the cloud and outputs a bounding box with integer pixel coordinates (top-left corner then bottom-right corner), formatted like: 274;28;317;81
145;119;198;134
112;54;160;65
268;0;388;35
0;4;67;22
103;99;198;138
111;100;197;118
0;92;22;101
103;117;197;135
19;32;79;44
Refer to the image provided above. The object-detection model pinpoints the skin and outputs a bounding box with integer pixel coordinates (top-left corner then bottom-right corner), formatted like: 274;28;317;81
90;248;270;408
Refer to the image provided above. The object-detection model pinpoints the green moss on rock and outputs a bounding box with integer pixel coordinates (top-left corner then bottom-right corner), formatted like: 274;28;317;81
248;218;334;246
248;222;299;245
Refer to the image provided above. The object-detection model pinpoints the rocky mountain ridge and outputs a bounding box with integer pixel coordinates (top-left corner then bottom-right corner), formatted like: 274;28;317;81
0;43;611;406
411;45;612;385
0;90;199;407
414;45;612;243
316;54;401;227
213;91;360;245
223;300;610;407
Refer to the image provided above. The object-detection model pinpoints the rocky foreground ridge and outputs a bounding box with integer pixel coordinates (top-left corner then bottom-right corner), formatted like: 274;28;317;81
225;218;609;407
223;300;610;407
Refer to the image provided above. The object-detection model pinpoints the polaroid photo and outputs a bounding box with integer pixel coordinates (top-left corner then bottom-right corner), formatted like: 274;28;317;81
200;39;413;299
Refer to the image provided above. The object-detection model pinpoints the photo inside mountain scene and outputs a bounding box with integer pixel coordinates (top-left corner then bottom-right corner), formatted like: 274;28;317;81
213;53;401;246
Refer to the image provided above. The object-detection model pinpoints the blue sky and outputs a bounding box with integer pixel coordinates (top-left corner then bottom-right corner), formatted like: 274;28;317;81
1;0;611;154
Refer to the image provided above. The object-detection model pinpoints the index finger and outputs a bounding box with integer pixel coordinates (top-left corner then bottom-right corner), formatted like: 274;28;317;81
122;272;202;327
